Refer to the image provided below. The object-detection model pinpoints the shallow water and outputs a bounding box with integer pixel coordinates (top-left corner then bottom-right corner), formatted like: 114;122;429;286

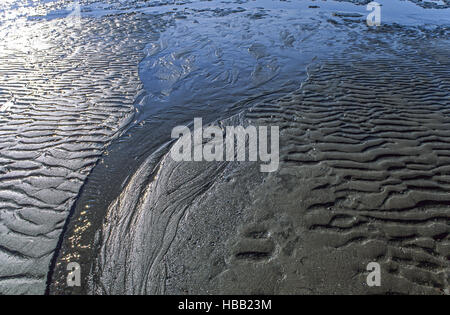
0;0;449;294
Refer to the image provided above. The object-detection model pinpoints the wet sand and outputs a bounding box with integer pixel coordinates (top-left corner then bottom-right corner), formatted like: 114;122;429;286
0;0;448;295
0;11;166;294
52;36;449;295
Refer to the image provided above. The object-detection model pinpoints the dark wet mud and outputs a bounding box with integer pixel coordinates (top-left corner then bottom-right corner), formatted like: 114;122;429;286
57;44;450;294
0;0;449;295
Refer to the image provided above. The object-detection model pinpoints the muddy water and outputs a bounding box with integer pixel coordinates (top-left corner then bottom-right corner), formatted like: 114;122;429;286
0;0;448;294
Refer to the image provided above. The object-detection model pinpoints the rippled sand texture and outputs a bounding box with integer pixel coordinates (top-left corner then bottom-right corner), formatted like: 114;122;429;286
88;36;449;294
247;54;450;294
0;12;166;294
2;0;449;295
